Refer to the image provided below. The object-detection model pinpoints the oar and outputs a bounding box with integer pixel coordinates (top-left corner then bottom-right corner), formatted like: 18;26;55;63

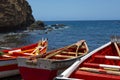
22;48;34;53
9;39;46;54
30;40;43;55
28;38;48;60
1;39;47;57
34;41;42;55
111;36;120;56
7;48;35;56
35;38;48;55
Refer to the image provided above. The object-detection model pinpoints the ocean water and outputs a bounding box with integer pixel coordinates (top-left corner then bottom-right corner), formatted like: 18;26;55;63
44;20;120;51
1;20;120;80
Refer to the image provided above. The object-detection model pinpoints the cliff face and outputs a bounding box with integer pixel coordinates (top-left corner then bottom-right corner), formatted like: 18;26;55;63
0;0;35;32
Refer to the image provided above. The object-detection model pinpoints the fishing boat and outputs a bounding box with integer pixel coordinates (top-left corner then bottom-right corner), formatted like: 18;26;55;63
17;40;89;80
55;36;120;80
0;38;48;78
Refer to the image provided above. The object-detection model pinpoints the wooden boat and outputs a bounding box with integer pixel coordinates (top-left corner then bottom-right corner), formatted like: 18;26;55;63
55;37;120;80
17;40;89;80
0;38;48;78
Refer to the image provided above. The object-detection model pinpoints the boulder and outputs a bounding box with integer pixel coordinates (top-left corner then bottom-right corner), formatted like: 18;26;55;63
0;0;35;32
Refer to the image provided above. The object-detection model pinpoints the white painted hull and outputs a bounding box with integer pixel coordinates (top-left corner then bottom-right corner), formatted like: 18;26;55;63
0;69;19;78
0;59;19;78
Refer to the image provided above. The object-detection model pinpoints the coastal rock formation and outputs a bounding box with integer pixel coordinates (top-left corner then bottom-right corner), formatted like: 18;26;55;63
0;0;35;32
28;20;46;30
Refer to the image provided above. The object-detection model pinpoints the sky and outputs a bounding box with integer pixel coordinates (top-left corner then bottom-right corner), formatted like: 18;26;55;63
27;0;120;21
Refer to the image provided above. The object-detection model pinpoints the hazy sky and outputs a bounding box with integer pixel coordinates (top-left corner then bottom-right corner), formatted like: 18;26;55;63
27;0;120;21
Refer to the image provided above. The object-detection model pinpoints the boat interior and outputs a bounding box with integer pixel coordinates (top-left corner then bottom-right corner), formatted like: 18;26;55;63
69;42;120;80
40;40;89;60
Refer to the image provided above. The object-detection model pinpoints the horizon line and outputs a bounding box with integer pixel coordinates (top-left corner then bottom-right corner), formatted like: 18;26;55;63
38;19;120;22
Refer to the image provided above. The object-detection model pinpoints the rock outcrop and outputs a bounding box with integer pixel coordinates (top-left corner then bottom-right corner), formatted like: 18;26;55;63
0;0;35;32
28;20;46;30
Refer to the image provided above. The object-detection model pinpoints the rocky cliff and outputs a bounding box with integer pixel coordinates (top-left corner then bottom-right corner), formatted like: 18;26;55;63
0;0;35;32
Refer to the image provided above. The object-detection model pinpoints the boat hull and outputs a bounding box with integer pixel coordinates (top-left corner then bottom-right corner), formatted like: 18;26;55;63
0;39;48;78
0;70;19;78
17;40;89;80
17;57;82;80
0;59;19;78
19;67;57;80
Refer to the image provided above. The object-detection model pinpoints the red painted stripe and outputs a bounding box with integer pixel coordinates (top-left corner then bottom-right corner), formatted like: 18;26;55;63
0;64;18;71
83;63;100;68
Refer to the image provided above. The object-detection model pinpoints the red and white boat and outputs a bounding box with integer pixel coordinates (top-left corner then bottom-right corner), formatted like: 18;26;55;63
17;40;89;80
55;37;120;80
0;38;48;78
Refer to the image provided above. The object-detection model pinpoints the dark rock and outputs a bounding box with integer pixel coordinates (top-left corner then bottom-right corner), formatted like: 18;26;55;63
51;24;66;27
0;0;35;32
28;20;46;30
51;24;67;29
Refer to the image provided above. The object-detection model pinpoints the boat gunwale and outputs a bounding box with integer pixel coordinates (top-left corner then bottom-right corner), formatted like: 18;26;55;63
0;57;16;61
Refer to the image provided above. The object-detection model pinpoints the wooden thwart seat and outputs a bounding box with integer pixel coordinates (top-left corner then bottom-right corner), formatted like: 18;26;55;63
62;51;77;54
83;62;120;69
45;51;85;59
54;54;75;58
45;51;84;59
62;51;85;55
45;50;62;59
94;55;120;60
79;67;120;75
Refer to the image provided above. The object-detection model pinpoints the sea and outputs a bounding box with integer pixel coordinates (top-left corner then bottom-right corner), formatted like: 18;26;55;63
0;20;120;80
